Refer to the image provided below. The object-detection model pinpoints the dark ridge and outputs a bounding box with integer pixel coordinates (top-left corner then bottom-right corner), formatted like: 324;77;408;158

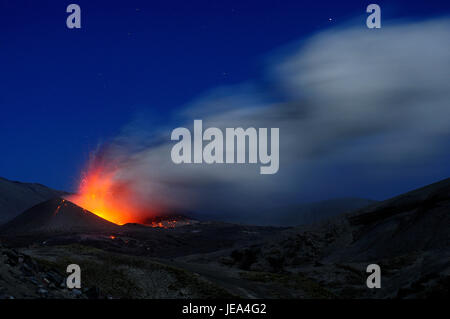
0;198;119;235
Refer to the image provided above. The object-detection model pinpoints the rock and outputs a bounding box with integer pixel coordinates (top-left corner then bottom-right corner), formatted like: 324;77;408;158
23;255;38;270
20;263;34;276
46;270;63;285
37;288;48;295
4;250;19;266
71;289;82;297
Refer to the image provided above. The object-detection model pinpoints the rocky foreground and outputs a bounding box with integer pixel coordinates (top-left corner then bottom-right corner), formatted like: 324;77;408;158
0;241;236;299
0;243;91;299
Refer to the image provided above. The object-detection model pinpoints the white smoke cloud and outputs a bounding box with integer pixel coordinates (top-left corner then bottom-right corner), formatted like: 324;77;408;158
95;17;450;221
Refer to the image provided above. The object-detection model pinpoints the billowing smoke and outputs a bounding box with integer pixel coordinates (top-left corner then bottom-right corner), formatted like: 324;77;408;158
81;17;450;223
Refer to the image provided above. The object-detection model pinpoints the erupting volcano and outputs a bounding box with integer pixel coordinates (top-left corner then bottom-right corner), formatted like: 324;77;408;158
66;159;155;225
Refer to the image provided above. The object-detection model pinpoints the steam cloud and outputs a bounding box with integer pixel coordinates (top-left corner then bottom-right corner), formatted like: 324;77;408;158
92;17;450;222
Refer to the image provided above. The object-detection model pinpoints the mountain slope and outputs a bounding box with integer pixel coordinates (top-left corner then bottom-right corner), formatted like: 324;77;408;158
0;177;66;225
338;177;450;261
196;198;376;226
208;178;450;298
262;198;377;226
0;198;119;235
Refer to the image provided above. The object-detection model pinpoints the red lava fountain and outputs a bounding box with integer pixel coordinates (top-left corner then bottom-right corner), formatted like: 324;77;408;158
66;164;150;225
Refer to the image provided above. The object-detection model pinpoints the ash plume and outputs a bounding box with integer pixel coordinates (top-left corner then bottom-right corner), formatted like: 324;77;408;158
81;17;450;222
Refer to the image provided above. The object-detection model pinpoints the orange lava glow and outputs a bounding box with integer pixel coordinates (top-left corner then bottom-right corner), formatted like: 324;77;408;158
66;165;151;225
149;220;181;228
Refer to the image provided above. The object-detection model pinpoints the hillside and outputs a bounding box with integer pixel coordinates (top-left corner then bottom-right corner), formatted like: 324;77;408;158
261;198;377;226
0;198;119;235
181;178;450;298
0;177;66;225
191;198;376;226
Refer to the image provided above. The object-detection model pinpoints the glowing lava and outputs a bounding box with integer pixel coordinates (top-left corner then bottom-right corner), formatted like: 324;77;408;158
66;164;148;225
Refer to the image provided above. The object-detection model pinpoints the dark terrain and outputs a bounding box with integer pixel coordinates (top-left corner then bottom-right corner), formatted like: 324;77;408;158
0;177;449;299
0;177;65;225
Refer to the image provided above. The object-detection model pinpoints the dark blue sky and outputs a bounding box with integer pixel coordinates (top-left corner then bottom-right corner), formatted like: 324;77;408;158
1;0;449;195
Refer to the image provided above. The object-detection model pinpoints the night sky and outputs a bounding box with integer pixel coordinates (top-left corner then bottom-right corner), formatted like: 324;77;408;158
1;0;449;199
